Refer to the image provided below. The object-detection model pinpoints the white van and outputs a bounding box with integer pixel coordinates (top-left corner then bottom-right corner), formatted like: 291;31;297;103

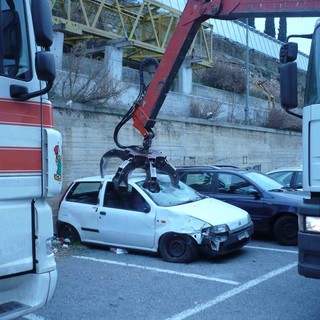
57;174;253;263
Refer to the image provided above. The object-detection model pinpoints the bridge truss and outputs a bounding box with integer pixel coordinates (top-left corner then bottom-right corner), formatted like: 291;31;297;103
51;0;214;67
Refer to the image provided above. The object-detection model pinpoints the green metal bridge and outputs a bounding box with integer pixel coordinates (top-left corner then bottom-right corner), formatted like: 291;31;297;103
50;0;213;67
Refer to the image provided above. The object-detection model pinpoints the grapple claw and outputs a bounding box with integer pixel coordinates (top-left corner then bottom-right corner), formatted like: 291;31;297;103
100;147;179;192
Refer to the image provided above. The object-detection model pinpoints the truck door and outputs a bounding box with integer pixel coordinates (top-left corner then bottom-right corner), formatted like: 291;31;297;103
98;182;156;249
0;0;41;277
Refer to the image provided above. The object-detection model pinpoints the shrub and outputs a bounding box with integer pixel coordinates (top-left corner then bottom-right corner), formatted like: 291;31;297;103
190;98;222;119
266;106;302;132
196;58;246;94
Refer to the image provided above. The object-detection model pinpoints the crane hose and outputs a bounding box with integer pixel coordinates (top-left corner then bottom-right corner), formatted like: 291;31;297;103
113;58;159;149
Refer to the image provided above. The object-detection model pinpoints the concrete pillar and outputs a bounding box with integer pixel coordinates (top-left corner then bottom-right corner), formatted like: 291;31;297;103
52;32;64;70
104;46;123;81
178;64;193;95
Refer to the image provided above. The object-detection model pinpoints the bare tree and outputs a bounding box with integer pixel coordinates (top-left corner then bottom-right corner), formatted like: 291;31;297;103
50;42;123;106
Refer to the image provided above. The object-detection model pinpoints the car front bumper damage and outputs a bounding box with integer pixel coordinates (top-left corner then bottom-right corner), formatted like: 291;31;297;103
200;221;254;257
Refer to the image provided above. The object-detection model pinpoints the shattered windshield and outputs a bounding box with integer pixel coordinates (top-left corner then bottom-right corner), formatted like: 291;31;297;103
137;175;205;207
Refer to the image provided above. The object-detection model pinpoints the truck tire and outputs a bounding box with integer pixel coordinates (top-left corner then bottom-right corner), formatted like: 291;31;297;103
273;215;298;246
159;233;198;263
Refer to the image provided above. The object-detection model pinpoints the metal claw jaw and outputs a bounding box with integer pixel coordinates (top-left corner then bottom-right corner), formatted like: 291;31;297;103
100;147;179;193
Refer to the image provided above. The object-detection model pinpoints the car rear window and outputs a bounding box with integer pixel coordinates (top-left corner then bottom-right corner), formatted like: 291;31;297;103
180;172;213;192
269;171;293;187
66;182;101;205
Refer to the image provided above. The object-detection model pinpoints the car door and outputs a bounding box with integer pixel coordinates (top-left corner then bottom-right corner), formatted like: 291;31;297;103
97;182;156;249
63;181;102;241
212;172;272;230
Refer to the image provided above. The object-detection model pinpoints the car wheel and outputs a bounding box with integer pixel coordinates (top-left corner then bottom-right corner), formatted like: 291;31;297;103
159;233;198;263
273;215;298;245
59;223;81;243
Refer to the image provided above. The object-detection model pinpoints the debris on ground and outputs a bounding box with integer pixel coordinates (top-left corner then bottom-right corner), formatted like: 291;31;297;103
110;248;128;254
51;236;129;257
51;236;86;257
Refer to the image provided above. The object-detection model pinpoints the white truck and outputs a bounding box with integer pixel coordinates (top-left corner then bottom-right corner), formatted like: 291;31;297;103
0;0;62;318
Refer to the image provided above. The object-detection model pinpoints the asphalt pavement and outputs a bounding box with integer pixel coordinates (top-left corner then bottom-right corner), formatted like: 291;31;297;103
20;236;320;320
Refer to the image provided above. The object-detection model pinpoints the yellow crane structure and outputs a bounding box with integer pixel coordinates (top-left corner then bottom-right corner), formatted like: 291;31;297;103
50;0;213;67
257;80;276;110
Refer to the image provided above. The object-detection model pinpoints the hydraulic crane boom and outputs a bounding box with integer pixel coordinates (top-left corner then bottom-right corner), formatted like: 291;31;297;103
101;0;320;193
133;0;320;147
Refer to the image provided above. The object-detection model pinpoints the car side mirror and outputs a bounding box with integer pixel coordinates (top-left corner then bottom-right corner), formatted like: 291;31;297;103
143;204;151;213
248;189;260;198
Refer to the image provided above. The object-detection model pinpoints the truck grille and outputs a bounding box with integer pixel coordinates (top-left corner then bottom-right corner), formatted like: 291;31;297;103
0;301;29;316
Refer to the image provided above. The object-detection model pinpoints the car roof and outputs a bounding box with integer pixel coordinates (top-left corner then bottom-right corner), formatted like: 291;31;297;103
73;174;148;184
267;167;302;174
176;165;239;171
176;165;221;170
177;166;271;177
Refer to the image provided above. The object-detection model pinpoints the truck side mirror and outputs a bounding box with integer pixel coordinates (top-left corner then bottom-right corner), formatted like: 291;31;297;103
31;0;53;49
35;51;56;82
280;42;298;63
280;62;298;110
10;51;56;100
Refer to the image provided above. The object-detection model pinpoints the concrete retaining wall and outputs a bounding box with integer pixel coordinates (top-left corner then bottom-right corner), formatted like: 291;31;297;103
48;99;302;218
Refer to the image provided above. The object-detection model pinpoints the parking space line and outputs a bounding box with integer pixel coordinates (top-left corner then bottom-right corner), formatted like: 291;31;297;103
246;245;298;254
73;255;240;285
166;261;297;320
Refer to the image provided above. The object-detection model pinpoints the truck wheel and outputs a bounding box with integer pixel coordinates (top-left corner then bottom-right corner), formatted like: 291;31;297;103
159;233;198;263
273;215;298;245
59;223;81;243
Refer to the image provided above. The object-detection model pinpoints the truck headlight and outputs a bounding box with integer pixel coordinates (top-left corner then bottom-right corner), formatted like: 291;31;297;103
46;237;53;255
305;216;320;233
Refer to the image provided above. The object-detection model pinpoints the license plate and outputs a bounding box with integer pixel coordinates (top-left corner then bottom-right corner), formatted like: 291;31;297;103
237;231;249;240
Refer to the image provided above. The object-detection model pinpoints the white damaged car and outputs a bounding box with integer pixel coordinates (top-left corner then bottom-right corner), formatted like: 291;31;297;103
57;174;254;263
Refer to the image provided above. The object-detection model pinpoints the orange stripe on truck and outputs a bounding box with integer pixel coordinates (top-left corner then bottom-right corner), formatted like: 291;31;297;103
0;147;42;173
0;99;53;127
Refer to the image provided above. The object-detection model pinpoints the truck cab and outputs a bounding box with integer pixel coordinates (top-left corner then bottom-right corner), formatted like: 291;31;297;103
0;0;62;318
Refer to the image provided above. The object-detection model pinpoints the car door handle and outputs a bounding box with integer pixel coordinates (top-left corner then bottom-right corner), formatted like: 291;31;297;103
100;211;106;215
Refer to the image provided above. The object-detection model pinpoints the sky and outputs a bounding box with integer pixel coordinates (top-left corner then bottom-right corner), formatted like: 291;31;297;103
255;17;319;55
157;0;319;56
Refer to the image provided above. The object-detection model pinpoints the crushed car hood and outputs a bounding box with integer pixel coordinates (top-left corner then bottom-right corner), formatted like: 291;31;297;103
172;198;250;231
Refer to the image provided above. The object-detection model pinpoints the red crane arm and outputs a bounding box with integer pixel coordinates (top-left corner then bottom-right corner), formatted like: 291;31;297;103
132;0;320;142
104;0;320;191
212;0;320;19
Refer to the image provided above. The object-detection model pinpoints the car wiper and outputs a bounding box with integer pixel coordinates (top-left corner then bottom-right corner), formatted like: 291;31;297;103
170;198;202;205
281;186;294;191
269;188;284;192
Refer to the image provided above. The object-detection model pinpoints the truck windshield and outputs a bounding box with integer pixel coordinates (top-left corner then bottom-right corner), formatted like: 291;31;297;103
0;0;31;80
305;24;320;106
